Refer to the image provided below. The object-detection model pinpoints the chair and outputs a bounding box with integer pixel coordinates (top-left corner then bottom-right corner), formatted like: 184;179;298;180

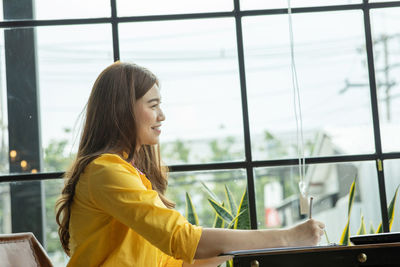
0;232;53;267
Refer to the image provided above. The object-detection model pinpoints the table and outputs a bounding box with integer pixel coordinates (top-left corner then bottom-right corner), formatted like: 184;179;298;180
225;242;400;267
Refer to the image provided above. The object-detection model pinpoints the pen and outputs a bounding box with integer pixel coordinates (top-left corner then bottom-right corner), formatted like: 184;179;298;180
309;196;313;219
308;196;332;244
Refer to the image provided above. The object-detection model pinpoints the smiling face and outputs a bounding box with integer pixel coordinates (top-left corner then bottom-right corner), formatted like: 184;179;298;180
134;83;165;149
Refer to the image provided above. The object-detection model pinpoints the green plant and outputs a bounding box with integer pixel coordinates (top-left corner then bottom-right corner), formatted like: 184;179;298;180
185;183;250;266
375;185;399;233
185;192;199;226
340;178;399;245
339;177;356;245
356;213;366;235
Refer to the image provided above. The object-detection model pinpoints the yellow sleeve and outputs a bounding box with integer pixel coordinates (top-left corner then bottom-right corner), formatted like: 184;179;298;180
87;155;202;264
160;253;184;267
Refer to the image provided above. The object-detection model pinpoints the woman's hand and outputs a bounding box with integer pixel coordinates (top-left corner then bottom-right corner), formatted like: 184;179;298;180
283;219;325;246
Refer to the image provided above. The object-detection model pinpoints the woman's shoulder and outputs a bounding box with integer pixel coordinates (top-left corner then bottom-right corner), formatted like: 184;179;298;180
92;153;127;165
83;153;150;190
85;153;139;177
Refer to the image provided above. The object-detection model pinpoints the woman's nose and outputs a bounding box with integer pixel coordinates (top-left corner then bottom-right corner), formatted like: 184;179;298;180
158;108;165;121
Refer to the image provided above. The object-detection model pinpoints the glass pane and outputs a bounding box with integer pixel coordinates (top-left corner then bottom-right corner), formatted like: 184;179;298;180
0;179;68;265
240;0;361;10
3;27;43;174
370;7;400;153
36;25;114;172
117;0;233;17
166;169;247;227
0;0;109;21
0;30;9;175
255;161;381;244
119;18;245;165
383;159;400;232
243;11;374;161
35;0;110;20
43;179;68;266
0;182;11;234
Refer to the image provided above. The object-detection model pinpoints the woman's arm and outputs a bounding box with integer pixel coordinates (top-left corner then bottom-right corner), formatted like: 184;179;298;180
194;219;325;259
182;256;233;267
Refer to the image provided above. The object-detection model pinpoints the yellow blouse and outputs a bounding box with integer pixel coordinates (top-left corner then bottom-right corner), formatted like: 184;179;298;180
67;154;202;266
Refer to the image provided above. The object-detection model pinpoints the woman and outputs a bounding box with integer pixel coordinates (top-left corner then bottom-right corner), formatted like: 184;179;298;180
56;61;325;267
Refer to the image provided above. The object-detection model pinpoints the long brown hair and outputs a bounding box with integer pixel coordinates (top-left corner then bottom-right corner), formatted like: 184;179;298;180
55;61;174;255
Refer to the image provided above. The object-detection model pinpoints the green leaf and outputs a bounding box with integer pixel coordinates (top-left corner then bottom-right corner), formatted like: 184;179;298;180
347;177;356;218
339;219;350;245
228;209;247;229
356;214;367;236
375;185;399;233
340;177;356;244
225;185;238;216
235;188;251;229
212;212;225;228
388;185;399;229
369;222;375;234
185;192;199;225
201;182;221;203
375;223;383;234
208;198;234;222
212;202;226;228
226;260;233;267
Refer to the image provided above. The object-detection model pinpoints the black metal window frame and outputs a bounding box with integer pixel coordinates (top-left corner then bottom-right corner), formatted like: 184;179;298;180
1;0;400;233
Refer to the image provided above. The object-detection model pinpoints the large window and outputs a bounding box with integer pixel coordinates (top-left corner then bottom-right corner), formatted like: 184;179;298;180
0;1;399;266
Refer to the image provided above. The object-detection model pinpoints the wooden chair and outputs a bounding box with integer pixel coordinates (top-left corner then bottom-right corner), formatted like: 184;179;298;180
0;232;53;267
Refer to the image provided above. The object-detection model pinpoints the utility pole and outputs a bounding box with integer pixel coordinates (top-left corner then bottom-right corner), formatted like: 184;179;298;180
381;34;393;122
340;33;399;122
